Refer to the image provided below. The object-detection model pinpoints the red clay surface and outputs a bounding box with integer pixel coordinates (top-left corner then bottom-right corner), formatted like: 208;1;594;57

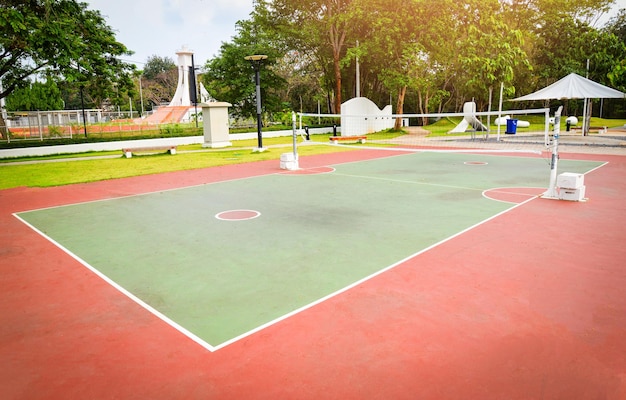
1;149;625;399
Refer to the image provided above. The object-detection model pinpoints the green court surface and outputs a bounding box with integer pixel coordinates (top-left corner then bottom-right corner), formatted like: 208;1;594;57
17;152;603;349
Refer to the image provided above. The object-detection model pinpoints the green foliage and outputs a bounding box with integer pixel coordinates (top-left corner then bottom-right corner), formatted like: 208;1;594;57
262;0;623;116
602;9;626;91
202;13;286;120
0;0;136;124
5;78;64;111
605;7;626;42
159;124;184;136
139;56;178;109
0;142;355;189
143;56;176;80
48;126;63;137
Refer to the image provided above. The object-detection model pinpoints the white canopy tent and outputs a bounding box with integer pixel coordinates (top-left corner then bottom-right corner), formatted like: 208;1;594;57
512;73;625;135
513;73;625;101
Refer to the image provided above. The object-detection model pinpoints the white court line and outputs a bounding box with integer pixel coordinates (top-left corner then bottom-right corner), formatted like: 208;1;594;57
212;189;543;350
482;187;545;204
12;156;609;352
328;171;485;192
12;213;218;352
324;142;543;154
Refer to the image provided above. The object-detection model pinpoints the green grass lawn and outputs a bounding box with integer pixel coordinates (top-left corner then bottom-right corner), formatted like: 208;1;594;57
422;116;626;137
1;116;623;190
0;138;357;190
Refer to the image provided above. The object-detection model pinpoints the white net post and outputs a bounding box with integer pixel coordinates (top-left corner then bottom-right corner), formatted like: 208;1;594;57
542;106;562;199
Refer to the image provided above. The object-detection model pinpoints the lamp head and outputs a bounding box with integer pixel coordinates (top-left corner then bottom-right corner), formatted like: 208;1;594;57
244;55;268;62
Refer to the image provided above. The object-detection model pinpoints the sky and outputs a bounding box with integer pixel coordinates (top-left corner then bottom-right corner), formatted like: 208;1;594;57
84;0;255;68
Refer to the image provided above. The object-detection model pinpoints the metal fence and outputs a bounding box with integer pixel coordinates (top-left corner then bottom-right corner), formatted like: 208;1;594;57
0;109;183;143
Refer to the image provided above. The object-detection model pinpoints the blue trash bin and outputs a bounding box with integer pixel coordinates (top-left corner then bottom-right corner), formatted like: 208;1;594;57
506;119;518;134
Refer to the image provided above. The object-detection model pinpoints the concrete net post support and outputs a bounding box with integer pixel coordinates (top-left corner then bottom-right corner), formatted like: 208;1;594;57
201;102;232;148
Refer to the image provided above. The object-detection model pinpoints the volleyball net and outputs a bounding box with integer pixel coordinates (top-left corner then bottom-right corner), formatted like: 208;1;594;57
295;107;555;154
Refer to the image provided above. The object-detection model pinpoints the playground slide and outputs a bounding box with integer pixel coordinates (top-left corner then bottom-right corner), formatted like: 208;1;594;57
450;102;488;133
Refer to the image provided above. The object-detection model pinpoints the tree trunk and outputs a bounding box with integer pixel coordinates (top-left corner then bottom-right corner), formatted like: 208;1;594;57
394;86;407;130
329;20;346;115
487;85;493;134
0;112;8;140
418;90;431;126
333;49;342;114
584;99;592;136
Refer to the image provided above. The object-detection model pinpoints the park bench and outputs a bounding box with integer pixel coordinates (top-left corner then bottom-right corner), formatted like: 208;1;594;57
570;126;607;134
329;135;367;144
122;145;177;158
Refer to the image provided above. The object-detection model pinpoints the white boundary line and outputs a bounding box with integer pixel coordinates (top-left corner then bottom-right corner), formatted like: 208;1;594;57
11;173;277;214
322;142;544;155
213;191;542;350
482;187;546;204
12;213;218;352
11;154;609;352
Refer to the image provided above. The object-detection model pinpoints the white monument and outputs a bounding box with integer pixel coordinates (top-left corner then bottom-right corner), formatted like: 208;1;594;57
340;97;394;136
169;46;195;107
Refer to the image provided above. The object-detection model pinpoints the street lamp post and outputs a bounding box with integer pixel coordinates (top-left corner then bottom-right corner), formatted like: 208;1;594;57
77;62;88;137
244;54;268;152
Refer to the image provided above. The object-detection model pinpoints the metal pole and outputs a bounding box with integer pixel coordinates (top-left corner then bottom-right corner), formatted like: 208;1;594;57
582;59;590;136
355;40;360;98
292;111;297;159
255;66;263;150
191;54;198;128
497;82;503;141
543;105;562;199
244;55;268;151
543;108;550;147
317;100;321;124
139;75;144;117
79;85;87;137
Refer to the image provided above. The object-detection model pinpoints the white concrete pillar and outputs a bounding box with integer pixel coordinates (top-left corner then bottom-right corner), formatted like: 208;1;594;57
201;102;232;148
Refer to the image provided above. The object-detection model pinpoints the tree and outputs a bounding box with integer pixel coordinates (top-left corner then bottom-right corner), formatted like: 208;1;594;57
271;0;362;113
5;77;64;111
456;1;530;112
140;55;177;108
604;8;626;91
273;50;325;113
605;7;626;42
143;56;176;80
0;0;135;137
356;0;418;128
203;15;286;120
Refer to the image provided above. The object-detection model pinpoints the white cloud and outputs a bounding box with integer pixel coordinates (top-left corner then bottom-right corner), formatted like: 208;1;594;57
85;0;254;68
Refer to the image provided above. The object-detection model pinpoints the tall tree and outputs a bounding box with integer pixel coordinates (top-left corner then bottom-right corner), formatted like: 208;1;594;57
357;0;419;128
140;55;177;108
456;1;530;110
0;0;135;137
143;56;176;80
604;8;626;91
5;77;64;111
271;0;362;113
203;14;286;120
